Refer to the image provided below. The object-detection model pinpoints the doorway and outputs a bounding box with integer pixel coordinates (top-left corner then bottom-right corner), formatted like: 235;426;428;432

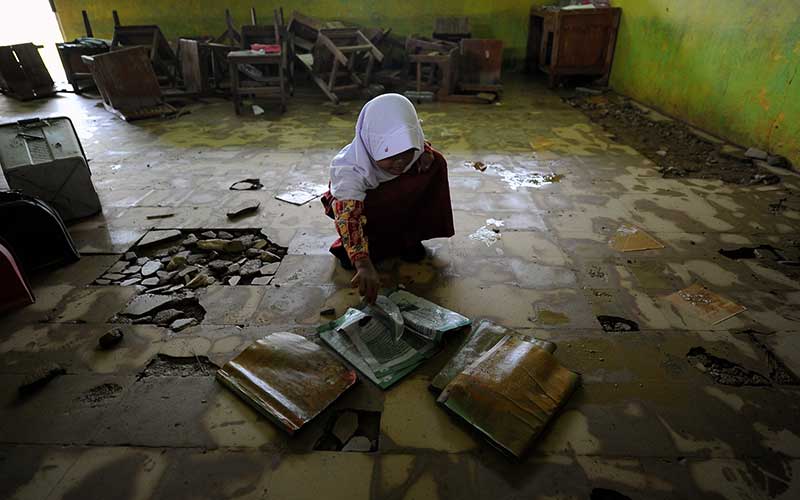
0;0;67;83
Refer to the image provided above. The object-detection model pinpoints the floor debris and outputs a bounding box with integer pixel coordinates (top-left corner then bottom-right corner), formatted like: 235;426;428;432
597;315;640;332
686;347;770;386
275;182;328;205
114;294;206;329
566;92;787;184
226;201;260;220
609;224;664;252
77;383;123;406
313;409;381;452
229;178;264;191
464;160;487;172
18;364;66;396
664;283;746;324
98;328;124;349
139;353;217;378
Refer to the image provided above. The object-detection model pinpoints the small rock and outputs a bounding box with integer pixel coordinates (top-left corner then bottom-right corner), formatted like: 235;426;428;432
251;276;272;285
122;264;141;275
259;251;281;263
141;260;163;276
153;308;184;325
178;266;198;279
170;318;197;331
246;248;261;258
260;262;280;276
208;259;230;274
332;411;359;443
218;231;234;239
120;278;141;286
94;279;110;286
342;435;373;452
124;252;137;261
187;254;205;265
159;256;172;264
240;260;262;277
167;245;182;255
745;147;768;160
166;255;187;271
98;328;124;349
228;276;242;286
186;273;211;289
18;364;66;396
136;257;149;265
131;315;153;324
175;250;191;259
167;284;185;293
224;240;246;253
182;234;199;246
235;235;255;248
197;239;240;253
201;231;217;239
228;263;241;275
141;277;160;286
102;273;126;281
252;239;267;250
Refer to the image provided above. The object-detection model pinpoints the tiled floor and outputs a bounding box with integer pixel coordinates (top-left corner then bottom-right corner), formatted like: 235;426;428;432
2;78;800;499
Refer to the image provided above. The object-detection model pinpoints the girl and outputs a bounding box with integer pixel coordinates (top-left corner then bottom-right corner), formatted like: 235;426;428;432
321;94;455;304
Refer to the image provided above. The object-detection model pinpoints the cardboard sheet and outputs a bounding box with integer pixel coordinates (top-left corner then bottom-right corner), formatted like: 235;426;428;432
664;283;747;325
609;224;664;252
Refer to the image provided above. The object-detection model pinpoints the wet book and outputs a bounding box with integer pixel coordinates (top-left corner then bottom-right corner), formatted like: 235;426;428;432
437;335;579;458
318;292;471;389
430;319;556;393
216;332;357;434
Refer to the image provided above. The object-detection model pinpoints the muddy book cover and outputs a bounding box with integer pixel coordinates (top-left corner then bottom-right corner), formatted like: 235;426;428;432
216;332;357;434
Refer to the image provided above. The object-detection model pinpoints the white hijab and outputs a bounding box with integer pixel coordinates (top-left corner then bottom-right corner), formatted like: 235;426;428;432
330;93;425;201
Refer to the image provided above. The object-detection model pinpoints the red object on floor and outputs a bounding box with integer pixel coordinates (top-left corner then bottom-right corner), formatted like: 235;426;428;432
322;147;455;262
250;43;281;54
0;238;35;315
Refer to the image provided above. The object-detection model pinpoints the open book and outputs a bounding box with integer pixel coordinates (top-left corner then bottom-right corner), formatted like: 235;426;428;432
318;291;471;389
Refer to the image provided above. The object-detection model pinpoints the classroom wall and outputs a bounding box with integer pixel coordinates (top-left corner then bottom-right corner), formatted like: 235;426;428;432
51;0;546;67
610;0;800;165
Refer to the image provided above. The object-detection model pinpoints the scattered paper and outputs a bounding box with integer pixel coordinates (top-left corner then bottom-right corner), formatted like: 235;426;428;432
276;182;328;205
469;219;503;246
252;104;265;115
664;283;747;325
609;224;664;252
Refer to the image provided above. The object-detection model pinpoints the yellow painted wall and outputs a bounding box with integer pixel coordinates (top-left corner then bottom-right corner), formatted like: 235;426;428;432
52;0;545;66
610;0;800;165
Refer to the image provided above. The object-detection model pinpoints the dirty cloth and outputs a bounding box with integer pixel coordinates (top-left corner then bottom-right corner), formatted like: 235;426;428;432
438;336;579;458
322;147;454;262
329;93;425;201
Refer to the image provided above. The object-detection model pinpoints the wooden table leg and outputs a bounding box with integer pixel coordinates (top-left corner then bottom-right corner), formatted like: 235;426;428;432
230;62;241;115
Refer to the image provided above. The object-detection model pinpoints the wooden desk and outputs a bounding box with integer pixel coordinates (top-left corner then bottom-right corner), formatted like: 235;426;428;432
227;49;287;114
527;6;621;87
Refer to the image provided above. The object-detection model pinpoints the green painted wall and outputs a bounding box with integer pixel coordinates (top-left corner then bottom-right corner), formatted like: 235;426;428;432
52;0;545;66
610;0;800;165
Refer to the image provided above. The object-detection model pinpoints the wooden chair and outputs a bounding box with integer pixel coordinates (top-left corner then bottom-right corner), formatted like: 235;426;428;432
0;43;55;100
307;28;383;104
405;37;457;100
110;11;178;87
227;10;288;114
56;10;109;94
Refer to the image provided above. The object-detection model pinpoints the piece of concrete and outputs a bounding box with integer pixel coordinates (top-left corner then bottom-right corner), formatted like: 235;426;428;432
260;262;280;276
123;294;175;317
107;261;128;274
200;231;217;239
341;435;372;452
260;250;281;263
252;239;267;250
251;276;272;286
124;251;137;261
94;279;110;286
170;318;197;331
208;259;230;274
745;147;768;160
182;234;199;246
141;260;163;276
228;263;241;275
240;260;262;277
102;273;125;281
153;308;184;325
227;202;260;220
228;276;241;286
122;265;141;275
197;239;245;253
137;229;183;248
120;278;142;286
218;231;234;240
186;273;212;289
141;277;160;287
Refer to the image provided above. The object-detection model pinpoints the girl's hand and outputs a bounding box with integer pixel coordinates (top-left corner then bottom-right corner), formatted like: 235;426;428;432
351;258;380;304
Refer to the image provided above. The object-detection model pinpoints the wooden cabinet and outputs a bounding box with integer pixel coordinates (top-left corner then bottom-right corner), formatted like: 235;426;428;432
527;7;621;87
